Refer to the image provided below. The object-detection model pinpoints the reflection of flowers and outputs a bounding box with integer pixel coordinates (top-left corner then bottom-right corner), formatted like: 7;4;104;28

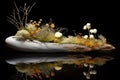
15;63;63;79
83;63;97;79
54;66;62;70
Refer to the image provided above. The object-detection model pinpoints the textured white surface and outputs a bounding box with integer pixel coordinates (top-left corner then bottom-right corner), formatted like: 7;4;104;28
5;36;67;52
5;36;115;52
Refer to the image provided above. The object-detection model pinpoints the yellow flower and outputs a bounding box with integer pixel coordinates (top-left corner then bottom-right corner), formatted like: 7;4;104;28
50;23;55;28
45;23;49;27
16;29;30;38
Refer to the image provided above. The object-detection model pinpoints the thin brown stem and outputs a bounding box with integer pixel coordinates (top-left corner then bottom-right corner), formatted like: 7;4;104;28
7;2;36;29
14;2;23;27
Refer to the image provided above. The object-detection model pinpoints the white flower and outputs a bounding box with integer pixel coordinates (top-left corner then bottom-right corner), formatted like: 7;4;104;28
54;66;62;70
89;64;94;68
83;72;87;76
83;25;87;30
89;34;94;39
89;70;97;74
86;76;90;79
83;23;91;30
90;29;97;33
83;63;88;67
83;35;88;39
55;32;62;38
86;23;91;26
86;23;91;29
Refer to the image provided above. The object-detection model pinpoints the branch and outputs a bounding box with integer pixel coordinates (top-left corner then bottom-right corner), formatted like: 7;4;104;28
14;2;23;27
7;2;36;29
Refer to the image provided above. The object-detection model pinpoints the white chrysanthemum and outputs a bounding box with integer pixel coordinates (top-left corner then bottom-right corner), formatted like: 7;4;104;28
86;76;90;79
83;23;91;30
83;25;87;30
83;63;88;67
89;64;94;68
54;66;62;71
86;23;91;29
90;29;97;33
86;23;91;26
83;35;88;39
89;70;97;74
55;32;62;38
89;34;94;39
16;30;30;38
83;72;87;76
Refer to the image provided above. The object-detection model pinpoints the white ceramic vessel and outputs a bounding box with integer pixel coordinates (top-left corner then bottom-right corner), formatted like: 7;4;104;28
5;36;115;52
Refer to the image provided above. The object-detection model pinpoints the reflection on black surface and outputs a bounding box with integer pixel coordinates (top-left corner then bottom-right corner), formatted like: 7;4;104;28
5;53;114;80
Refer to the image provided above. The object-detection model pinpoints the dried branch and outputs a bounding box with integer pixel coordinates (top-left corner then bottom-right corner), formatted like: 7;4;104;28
7;2;36;30
27;3;36;14
14;2;23;27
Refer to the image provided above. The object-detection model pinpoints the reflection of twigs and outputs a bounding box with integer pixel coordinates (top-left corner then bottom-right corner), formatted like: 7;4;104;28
7;2;36;30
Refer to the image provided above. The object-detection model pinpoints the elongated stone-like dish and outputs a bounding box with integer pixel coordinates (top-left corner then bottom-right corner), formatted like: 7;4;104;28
5;36;115;52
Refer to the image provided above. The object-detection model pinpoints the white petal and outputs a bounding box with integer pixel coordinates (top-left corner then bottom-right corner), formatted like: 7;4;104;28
89;64;94;68
86;23;91;26
89;34;94;39
83;72;87;76
93;29;97;33
84;63;88;67
55;32;62;38
83;25;87;30
83;35;88;39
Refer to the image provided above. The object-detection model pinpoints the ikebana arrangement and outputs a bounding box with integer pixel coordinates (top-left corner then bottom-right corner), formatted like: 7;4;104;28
5;2;115;52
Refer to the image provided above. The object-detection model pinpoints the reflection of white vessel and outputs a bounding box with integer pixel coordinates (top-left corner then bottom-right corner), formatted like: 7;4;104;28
5;36;115;53
6;54;91;65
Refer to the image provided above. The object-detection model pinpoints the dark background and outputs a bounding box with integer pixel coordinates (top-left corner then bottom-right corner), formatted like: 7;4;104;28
0;0;120;80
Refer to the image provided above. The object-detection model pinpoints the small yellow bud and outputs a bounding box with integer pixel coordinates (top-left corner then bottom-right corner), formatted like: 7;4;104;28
30;20;33;23
39;19;42;21
50;23;55;28
45;23;49;27
33;21;37;24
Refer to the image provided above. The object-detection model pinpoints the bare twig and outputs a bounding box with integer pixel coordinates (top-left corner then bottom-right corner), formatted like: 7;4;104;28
25;3;36;24
27;3;36;14
14;2;23;27
7;2;36;30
